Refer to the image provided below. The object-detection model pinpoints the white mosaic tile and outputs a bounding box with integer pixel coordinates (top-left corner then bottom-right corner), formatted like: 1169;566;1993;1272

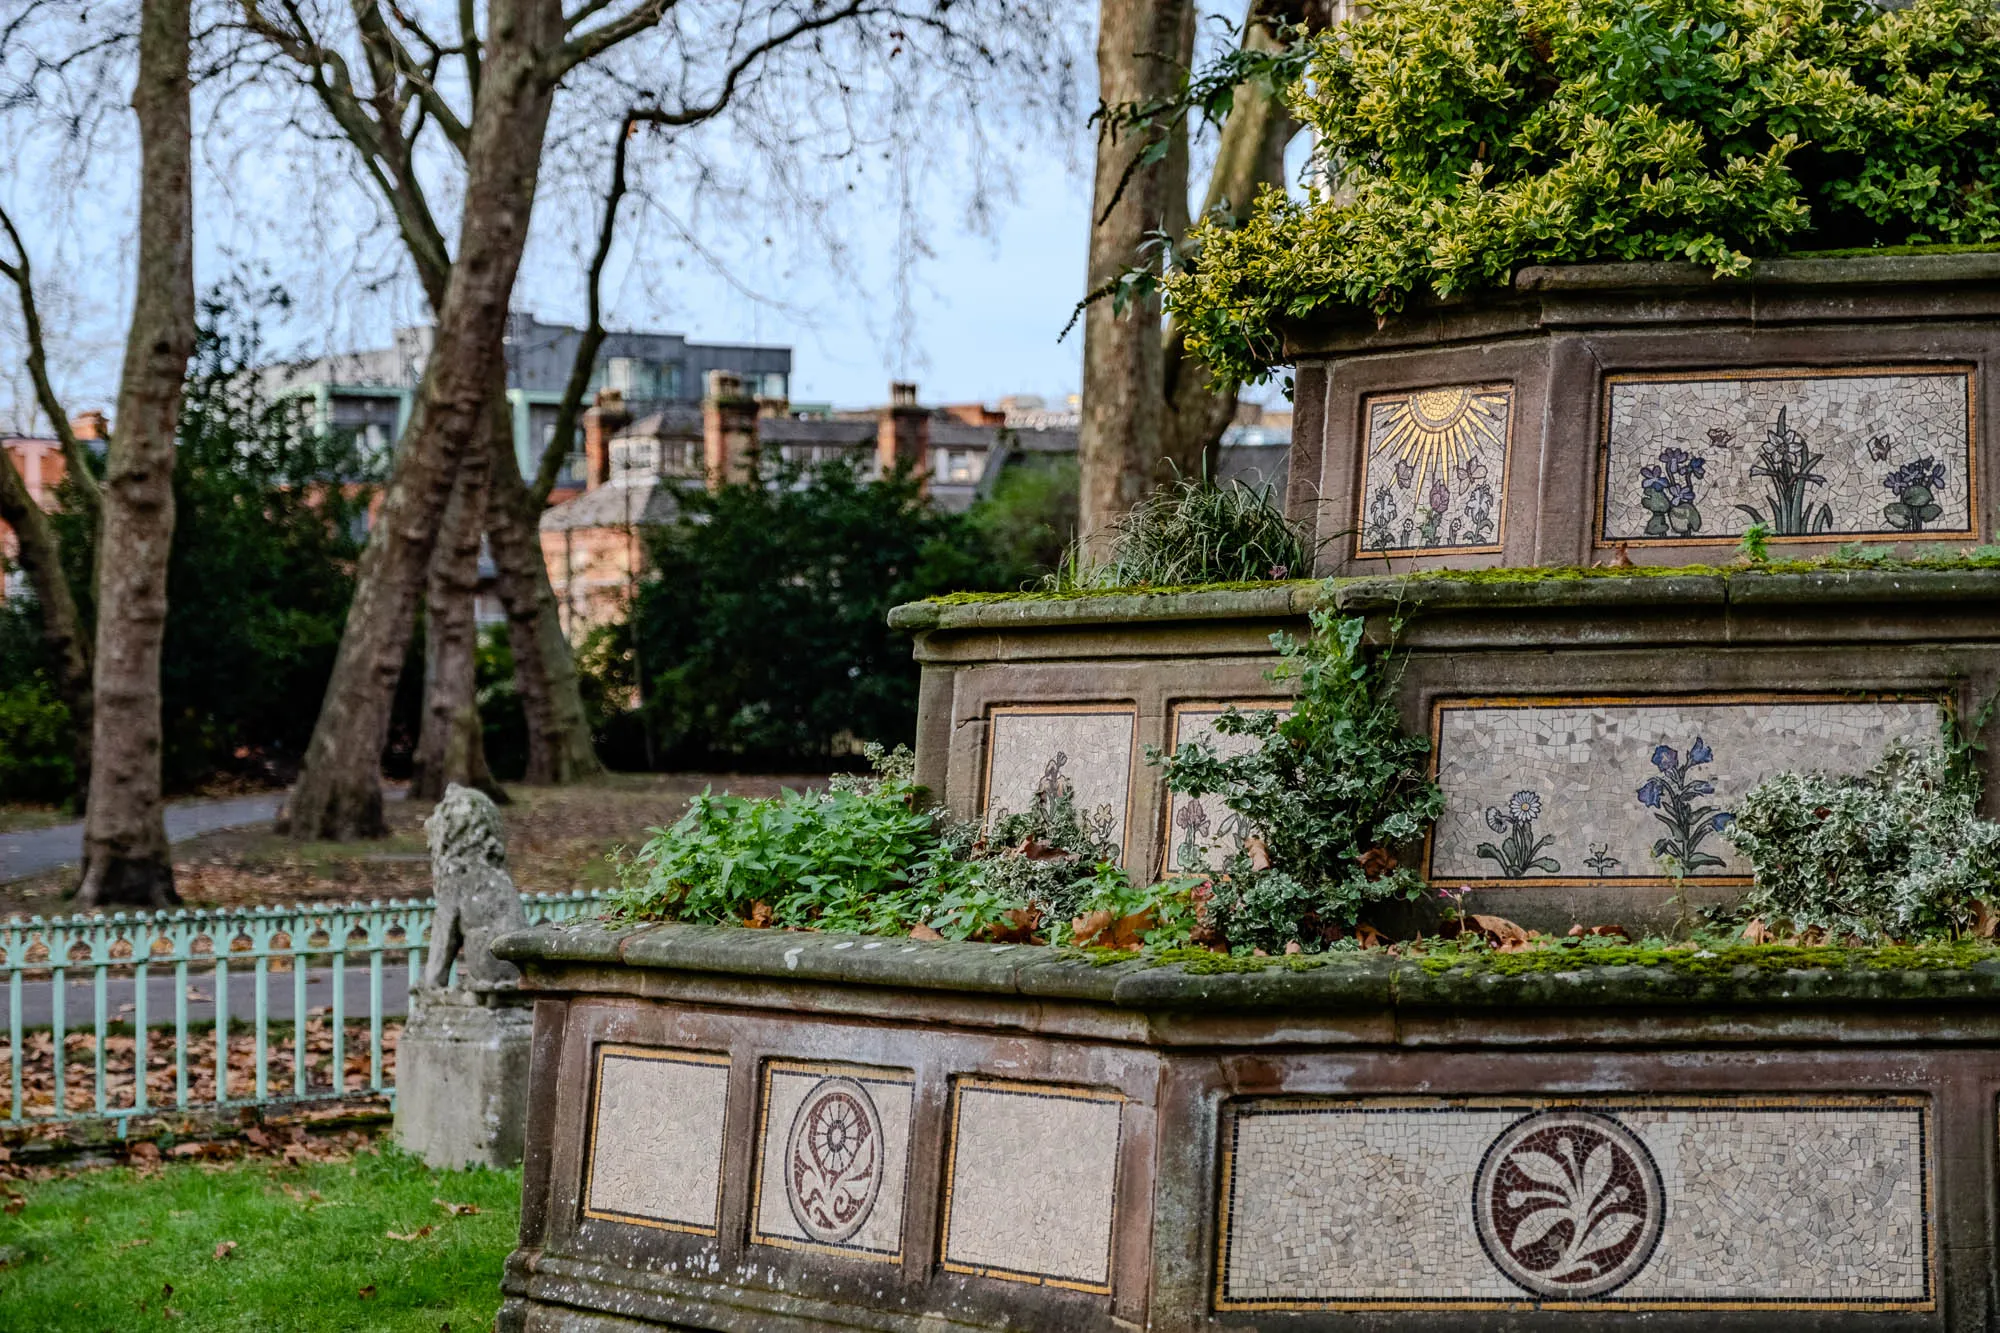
985;707;1135;859
584;1047;730;1233
751;1063;915;1262
1218;1098;1931;1309
941;1079;1124;1291
1429;697;1943;884
1357;384;1511;555
1600;369;1974;543
1163;704;1290;872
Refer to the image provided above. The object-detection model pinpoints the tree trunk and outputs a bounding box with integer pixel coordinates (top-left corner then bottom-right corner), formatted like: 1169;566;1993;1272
75;0;195;909
1079;0;1193;553
409;430;504;802
486;404;603;785
280;0;564;841
0;453;92;805
1080;1;1302;543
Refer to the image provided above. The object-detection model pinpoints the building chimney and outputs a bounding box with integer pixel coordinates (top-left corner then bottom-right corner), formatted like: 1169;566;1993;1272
702;370;759;490
582;388;628;491
877;381;929;486
70;410;108;442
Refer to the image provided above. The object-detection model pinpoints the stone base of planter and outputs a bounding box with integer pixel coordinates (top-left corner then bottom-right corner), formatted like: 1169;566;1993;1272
494;921;2000;1332
392;988;534;1170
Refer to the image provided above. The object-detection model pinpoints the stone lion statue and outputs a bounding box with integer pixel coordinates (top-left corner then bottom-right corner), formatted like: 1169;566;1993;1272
422;783;528;992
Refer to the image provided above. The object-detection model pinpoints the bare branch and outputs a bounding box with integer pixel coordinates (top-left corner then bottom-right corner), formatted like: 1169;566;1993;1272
619;1;873;126
0;201;100;517
533;108;636;508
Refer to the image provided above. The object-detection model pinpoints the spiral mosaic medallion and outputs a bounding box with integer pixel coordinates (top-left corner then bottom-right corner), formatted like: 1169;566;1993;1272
785;1077;884;1243
1473;1110;1664;1299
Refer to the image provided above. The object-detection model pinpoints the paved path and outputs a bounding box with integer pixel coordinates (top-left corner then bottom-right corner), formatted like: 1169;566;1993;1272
1;963;409;1028
0;793;285;885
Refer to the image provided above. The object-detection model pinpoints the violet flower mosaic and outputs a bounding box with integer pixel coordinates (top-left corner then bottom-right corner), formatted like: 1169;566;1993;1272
1429;697;1942;884
1600;369;1973;544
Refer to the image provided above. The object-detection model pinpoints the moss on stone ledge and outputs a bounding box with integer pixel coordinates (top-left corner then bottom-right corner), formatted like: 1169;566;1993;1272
912;550;2000;609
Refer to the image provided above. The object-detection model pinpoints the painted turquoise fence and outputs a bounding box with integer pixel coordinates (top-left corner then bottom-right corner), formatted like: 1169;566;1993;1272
0;891;604;1132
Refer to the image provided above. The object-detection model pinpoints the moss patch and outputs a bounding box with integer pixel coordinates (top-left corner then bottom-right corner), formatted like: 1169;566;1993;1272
1411;939;2000;977
1783;241;2000;260
921;578;1316;606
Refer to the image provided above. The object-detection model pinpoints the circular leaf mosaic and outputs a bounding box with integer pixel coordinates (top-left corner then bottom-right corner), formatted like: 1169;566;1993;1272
1473;1110;1664;1299
785;1077;883;1243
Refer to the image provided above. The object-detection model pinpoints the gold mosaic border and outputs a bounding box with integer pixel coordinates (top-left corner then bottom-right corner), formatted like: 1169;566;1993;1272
1352;382;1516;560
981;704;1139;867
1213;1093;1936;1313
1159;699;1291;876
747;1059;916;1264
581;1045;731;1236
1422;691;1949;888
938;1076;1127;1294
1593;364;1978;549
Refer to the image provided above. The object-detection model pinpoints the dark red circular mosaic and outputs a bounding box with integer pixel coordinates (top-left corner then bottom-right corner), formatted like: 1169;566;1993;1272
1473;1110;1664;1299
785;1077;883;1243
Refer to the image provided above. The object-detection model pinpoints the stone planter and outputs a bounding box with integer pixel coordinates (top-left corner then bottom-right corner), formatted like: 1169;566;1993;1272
495;922;2000;1330
1281;254;2000;574
895;566;2000;931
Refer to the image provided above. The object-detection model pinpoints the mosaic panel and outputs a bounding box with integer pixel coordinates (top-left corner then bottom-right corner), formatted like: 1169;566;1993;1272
1163;703;1291;872
1428;696;1943;885
750;1062;915;1262
984;706;1135;861
1217;1097;1932;1310
583;1046;730;1234
1356;383;1512;556
1599;368;1974;544
941;1078;1124;1292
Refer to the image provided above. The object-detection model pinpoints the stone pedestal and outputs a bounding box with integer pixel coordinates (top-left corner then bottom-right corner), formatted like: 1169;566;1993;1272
393;988;535;1169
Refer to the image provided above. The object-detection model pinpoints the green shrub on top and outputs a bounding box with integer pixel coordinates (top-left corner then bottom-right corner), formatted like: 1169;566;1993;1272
1162;0;2000;382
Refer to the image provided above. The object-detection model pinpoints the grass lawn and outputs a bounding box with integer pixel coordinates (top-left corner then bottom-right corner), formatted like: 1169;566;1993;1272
0;1146;521;1331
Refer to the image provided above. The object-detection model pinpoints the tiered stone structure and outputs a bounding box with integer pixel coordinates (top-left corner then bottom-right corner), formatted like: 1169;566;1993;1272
499;255;2000;1330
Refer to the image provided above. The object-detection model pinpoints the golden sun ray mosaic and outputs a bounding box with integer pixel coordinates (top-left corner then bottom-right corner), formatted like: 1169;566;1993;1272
1357;383;1512;557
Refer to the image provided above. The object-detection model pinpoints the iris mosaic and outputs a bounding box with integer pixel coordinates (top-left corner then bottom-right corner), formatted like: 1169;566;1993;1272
1163;703;1289;872
752;1061;915;1262
1429;696;1943;885
940;1078;1124;1292
983;706;1135;860
1600;368;1974;544
1216;1097;1931;1310
583;1047;731;1234
1356;384;1511;556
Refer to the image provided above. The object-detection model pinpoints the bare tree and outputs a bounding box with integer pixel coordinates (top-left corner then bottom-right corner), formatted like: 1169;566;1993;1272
1078;0;1311;547
238;0;1076;838
0;205;95;805
75;0;197;908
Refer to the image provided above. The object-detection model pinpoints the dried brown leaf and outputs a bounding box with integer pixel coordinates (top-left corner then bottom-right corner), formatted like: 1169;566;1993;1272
213;1240;238;1260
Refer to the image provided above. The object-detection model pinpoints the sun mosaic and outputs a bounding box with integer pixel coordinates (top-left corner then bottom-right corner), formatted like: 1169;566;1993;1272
1357;384;1512;556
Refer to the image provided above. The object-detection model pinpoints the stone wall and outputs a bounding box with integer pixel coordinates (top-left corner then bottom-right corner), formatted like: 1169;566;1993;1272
495;923;2000;1331
893;568;2000;930
1285;254;2000;574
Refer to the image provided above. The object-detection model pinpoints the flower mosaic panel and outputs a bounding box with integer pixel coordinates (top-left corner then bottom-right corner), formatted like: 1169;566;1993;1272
1428;696;1943;885
940;1078;1124;1292
583;1046;731;1234
1163;703;1291;872
751;1061;915;1262
1599;368;1974;544
1216;1097;1932;1310
1356;384;1511;556
984;706;1136;861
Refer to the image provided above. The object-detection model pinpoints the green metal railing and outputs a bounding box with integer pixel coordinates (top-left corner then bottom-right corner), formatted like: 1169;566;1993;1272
0;892;602;1131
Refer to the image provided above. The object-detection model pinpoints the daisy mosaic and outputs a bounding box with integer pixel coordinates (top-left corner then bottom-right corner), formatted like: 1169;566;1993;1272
1429;696;1943;885
1599;368;1974;544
